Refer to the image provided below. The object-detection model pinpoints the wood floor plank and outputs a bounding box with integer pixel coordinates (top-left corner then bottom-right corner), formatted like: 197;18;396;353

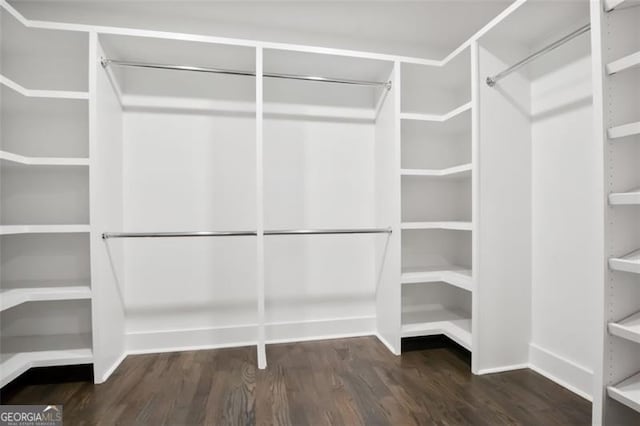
1;336;591;425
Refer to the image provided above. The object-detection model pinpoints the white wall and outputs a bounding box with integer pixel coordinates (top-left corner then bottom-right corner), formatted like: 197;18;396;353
530;46;597;399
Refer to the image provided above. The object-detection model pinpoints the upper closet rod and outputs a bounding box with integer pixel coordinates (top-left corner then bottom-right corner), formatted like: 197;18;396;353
486;23;590;87
101;58;392;89
102;228;392;239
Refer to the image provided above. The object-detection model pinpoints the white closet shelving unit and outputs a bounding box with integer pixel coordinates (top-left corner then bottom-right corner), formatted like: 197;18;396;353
593;0;640;423
0;4;92;388
398;48;475;353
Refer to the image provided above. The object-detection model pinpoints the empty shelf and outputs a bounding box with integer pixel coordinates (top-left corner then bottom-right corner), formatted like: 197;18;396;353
609;188;640;205
400;102;472;122
0;225;91;235
1;284;91;312
609;311;640;344
401;221;472;231
0;150;89;167
604;0;640;11
401;163;472;178
608;372;640;413
610;250;640;274
402;306;471;350
0;333;93;388
607;51;640;75
608;122;640;140
0;74;89;100
402;268;472;292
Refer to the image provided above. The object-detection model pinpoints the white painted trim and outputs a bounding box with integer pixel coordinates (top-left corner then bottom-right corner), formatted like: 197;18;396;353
400;102;472;122
375;333;401;356
0;73;89;99
0;0;531;68
0;150;89;166
476;363;529;375
529;343;594;401
96;352;127;384
440;0;528;65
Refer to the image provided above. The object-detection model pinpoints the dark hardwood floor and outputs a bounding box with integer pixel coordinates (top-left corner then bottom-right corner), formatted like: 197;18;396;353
1;336;591;425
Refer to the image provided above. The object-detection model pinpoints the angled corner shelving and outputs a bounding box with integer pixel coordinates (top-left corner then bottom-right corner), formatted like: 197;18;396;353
401;163;471;178
0;333;93;388
401;306;472;350
609;249;640;274
400;102;472;122
608;372;640;413
0;74;89;100
0;285;92;312
0;150;89;167
401;267;472;292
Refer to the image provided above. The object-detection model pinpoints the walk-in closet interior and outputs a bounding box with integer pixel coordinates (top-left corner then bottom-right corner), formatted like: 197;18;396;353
0;0;639;424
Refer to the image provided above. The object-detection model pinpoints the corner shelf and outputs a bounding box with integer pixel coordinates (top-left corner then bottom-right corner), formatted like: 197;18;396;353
609;188;640;205
0;74;89;100
0;284;92;312
0;150;89;167
609;311;640;344
401;306;471;350
607;51;640;75
608;372;640;413
401;163;471;178
608;121;640;140
0;225;91;235
609;249;640;274
401;267;472;292
400;102;472;122
0;333;93;388
401;221;472;231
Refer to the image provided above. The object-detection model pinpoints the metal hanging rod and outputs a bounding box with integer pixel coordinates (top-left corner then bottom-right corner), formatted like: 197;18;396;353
102;231;257;239
102;228;392;239
101;58;392;89
486;23;590;87
265;227;392;236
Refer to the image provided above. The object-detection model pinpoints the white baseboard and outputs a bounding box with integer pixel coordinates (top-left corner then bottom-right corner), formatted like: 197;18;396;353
125;316;375;355
375;332;400;355
96;352;127;384
528;343;593;401
476;363;529;375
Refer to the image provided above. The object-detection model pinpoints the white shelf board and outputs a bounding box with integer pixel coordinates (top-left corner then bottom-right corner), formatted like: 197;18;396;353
609;188;640;205
0;333;93;388
0;151;89;167
401;306;471;350
608;372;640;413
608;121;640;140
609;249;640;274
607;51;640;75
401;267;472;292
400;102;472;122
604;0;640;12
401;221;472;231
0;74;88;100
1;284;91;312
401;163;472;178
609;311;640;345
0;225;91;235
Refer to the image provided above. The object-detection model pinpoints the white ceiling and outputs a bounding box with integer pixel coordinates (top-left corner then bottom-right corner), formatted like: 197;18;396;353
9;0;514;58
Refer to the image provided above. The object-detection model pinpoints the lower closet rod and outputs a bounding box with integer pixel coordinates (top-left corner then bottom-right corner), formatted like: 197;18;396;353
102;228;392;239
